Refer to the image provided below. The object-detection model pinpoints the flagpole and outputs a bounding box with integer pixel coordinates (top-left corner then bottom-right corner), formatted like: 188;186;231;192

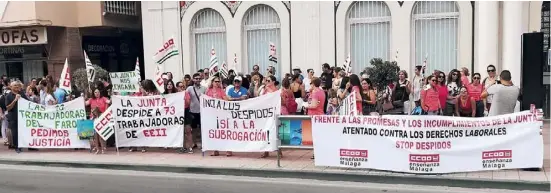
177;2;184;78
114;118;120;156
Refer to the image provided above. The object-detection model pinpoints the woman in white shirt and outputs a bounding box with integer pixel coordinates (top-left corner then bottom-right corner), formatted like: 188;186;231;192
44;85;56;105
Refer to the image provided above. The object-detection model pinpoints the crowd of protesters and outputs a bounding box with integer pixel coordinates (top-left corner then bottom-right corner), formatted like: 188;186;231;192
0;62;520;155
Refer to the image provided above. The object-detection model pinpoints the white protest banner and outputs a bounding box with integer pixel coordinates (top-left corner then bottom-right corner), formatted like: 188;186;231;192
338;92;357;116
18;97;90;148
109;71;140;92
111;92;185;147
200;90;280;152
312;111;543;174
94;106;114;141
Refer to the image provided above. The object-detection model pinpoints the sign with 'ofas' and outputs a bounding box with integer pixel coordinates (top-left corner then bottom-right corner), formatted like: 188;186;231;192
0;27;47;46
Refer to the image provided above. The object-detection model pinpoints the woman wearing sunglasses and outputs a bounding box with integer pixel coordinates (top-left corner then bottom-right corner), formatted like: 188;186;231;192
467;73;485;117
260;75;281;158
206;76;232;157
455;86;476;117
421;75;442;115
482;65;498;112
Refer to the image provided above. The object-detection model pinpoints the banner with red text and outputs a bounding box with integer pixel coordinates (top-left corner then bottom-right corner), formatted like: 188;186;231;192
312;111;543;173
200;90;281;152
94;106;114;141
111;92;185;147
18;97;89;148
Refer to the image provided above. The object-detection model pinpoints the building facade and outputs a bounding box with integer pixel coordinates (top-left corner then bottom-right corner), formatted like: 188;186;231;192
142;1;547;83
0;1;144;83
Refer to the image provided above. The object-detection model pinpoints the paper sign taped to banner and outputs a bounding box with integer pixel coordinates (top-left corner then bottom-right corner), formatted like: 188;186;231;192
109;71;140;92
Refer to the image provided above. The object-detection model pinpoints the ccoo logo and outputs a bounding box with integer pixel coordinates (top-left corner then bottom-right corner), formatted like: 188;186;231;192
339;149;368;158
409;154;440;163
482;150;512;159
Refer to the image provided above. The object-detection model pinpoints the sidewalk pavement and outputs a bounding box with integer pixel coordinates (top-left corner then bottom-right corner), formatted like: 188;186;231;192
0;121;548;191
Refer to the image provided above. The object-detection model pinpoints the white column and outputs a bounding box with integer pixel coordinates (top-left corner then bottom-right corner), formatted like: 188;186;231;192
475;1;498;75
501;1;523;112
501;1;523;86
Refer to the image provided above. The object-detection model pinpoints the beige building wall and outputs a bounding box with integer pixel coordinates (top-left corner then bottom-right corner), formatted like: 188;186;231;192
0;1;140;28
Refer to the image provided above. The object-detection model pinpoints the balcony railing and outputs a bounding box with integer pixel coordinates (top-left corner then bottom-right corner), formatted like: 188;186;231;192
103;1;139;16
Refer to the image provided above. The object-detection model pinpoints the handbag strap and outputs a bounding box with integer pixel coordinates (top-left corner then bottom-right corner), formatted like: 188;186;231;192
192;87;201;102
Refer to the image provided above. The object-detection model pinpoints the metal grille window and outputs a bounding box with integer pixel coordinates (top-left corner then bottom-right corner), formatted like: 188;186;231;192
192;9;227;71
104;1;139;16
243;5;281;75
347;1;391;73
412;1;459;74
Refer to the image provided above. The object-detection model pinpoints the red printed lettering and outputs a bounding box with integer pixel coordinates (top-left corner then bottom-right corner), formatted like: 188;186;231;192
143;128;167;137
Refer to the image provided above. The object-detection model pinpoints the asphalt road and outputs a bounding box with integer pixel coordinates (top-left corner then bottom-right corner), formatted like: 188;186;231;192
0;164;543;193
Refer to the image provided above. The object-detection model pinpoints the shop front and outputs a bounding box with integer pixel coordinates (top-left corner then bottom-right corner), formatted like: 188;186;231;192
0;27;48;83
82;33;144;75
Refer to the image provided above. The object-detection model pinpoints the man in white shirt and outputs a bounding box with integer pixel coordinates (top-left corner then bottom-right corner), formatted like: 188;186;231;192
200;68;210;88
185;73;206;153
410;65;424;108
303;69;314;92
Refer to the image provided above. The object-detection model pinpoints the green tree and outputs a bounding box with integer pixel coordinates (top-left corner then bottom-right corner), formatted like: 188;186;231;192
72;64;109;93
364;58;400;113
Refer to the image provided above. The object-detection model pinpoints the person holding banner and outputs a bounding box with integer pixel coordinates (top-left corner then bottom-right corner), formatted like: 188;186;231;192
85;88;111;154
207;76;232;157
186;73;206;151
259;75;280;158
180;85;193;154
5;81;28;153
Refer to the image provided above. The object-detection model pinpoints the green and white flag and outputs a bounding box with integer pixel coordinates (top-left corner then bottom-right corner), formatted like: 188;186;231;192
94;107;114;141
84;51;96;82
154;37;179;64
135;57;141;82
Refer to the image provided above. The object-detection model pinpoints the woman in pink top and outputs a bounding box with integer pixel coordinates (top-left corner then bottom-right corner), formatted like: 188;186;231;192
345;74;363;113
280;74;296;115
306;77;326;115
421;75;441;115
207;76;231;157
436;71;448;112
260;75;281;158
85;88;111;154
467;73;484;117
460;67;471;86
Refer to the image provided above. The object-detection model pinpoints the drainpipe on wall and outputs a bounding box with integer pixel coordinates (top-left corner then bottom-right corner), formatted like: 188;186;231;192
471;1;475;75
